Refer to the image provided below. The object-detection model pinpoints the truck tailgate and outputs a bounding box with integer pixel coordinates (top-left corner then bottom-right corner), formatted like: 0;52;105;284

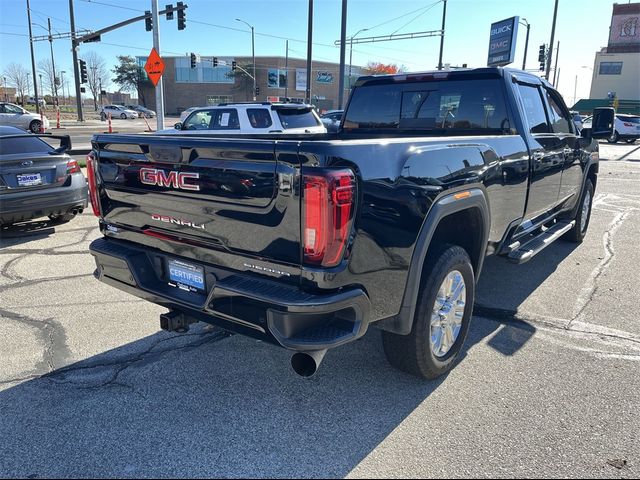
93;134;301;265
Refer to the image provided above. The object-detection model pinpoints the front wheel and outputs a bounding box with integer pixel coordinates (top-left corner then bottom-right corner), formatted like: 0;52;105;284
29;120;42;133
382;244;474;379
607;131;619;144
563;179;594;244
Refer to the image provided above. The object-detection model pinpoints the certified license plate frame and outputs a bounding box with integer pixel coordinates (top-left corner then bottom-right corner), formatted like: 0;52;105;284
17;172;42;187
167;258;205;292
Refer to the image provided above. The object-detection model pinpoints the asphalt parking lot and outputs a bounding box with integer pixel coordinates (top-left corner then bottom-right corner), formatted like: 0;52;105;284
1;143;639;478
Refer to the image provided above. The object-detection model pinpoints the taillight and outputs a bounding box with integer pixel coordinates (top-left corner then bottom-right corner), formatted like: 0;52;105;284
86;152;101;217
303;169;355;267
66;160;81;174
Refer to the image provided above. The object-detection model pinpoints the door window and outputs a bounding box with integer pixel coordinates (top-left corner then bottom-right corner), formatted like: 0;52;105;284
517;84;550;134
246;108;272;128
543;89;573;134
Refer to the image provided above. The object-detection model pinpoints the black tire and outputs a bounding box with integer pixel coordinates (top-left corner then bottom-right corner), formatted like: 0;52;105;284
563;179;594;244
120;113;127;120
48;213;76;224
607;131;619;144
625;138;637;144
382;244;475;379
29;120;41;133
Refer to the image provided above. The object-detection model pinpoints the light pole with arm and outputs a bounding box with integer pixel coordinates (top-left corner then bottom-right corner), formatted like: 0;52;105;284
348;28;368;91
236;18;256;101
519;18;530;70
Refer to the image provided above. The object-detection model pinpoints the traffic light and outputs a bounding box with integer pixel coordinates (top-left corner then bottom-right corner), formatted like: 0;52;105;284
166;4;174;20
255;86;260;96
232;61;237;71
177;2;186;30
212;57;218;67
145;10;152;31
538;44;546;71
79;59;88;84
190;52;196;68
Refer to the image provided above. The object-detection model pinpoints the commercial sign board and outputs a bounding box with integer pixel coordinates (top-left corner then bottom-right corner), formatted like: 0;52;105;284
487;16;519;67
296;69;306;91
316;71;334;84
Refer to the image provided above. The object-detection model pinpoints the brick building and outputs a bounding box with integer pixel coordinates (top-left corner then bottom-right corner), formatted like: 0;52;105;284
138;55;363;115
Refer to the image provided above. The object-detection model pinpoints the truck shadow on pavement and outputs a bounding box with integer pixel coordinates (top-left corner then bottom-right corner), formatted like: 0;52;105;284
0;242;580;478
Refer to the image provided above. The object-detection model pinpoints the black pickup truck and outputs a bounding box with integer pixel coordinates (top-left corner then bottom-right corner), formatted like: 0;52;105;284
88;68;614;379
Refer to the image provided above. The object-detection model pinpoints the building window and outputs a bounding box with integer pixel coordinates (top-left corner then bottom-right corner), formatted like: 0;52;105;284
206;95;233;105
267;69;287;88
599;62;623;75
174;57;233;83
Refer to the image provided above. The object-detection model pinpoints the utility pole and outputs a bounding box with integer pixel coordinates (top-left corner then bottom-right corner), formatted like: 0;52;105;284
69;0;83;121
338;0;347;108
236;19;256;101
151;0;165;130
437;0;447;70
306;0;313;104
26;0;40;114
552;41;560;87
520;18;530;70
284;40;289;100
545;0;559;81
47;18;60;106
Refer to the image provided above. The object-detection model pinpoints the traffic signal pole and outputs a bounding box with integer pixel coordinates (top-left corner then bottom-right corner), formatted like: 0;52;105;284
69;0;84;121
545;0;559;81
151;0;165;131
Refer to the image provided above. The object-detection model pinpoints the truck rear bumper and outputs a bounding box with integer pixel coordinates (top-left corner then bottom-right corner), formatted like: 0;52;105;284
89;237;371;351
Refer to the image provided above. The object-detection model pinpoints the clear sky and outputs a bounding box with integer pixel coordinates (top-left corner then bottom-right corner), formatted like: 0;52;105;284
0;0;616;105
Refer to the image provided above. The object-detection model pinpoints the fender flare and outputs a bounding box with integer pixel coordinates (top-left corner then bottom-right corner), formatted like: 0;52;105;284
378;188;491;335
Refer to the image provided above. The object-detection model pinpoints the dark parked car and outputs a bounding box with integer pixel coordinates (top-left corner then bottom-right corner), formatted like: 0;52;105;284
0;126;87;226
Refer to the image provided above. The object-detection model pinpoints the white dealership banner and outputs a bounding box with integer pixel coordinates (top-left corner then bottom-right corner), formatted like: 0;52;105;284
296;69;306;91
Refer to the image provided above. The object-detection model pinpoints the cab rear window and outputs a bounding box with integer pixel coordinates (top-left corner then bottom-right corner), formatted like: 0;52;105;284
343;78;510;134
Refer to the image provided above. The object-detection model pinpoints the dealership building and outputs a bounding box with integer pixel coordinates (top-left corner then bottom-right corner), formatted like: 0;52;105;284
138;55;363;115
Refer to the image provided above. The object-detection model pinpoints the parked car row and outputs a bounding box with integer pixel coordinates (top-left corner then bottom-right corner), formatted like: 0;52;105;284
99;104;156;120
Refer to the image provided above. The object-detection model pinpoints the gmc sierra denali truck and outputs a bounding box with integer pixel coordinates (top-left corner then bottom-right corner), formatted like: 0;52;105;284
88;68;614;379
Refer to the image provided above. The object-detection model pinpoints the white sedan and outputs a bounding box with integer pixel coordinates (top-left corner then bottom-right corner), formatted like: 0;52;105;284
0;102;50;133
100;105;139;120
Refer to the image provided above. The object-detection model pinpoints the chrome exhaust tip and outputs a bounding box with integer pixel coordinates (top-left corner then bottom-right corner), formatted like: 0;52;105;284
291;349;327;377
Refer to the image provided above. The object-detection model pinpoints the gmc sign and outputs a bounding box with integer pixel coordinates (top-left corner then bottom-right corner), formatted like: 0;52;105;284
139;167;200;191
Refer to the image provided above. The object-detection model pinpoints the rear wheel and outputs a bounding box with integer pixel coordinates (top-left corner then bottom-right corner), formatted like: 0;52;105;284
625;138;637;144
120;112;127;119
607;131;619;144
563;179;594;244
29;120;42;133
382;244;474;379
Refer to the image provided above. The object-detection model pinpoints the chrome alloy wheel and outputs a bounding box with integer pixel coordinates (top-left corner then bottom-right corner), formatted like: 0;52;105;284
430;270;466;357
581;188;592;233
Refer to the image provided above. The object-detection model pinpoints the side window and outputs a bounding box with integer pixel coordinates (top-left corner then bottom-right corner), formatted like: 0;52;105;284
184;110;213;130
517;84;550;134
543;89;573;134
210;109;240;130
246;108;272;128
0;105;6;113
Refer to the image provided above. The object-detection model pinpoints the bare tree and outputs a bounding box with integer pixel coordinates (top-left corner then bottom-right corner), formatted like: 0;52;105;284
85;51;109;111
37;58;56;98
3;63;30;104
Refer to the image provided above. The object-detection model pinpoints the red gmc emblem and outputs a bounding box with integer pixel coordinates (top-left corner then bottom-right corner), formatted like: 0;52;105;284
139;167;200;191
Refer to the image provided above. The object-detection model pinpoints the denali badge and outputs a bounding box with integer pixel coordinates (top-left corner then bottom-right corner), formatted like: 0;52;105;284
151;214;205;230
140;167;200;191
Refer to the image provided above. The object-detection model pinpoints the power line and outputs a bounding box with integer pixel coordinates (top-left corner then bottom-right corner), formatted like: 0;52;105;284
390;1;442;35
360;1;441;34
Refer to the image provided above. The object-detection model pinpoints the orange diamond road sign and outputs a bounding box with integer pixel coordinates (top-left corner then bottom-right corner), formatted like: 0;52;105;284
144;48;165;87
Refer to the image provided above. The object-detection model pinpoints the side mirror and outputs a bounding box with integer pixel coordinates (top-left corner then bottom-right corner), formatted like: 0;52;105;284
174;122;182;130
583;107;615;140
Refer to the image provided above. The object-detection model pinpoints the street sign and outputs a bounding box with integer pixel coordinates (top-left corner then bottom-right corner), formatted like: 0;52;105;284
144;48;165;87
487;16;519;67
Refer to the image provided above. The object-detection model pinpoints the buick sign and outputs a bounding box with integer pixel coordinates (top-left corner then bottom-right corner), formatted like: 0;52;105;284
487;16;519;67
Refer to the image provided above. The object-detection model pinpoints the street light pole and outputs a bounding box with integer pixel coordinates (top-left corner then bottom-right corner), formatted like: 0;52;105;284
60;70;66;105
348;28;368;91
47;18;60;106
236;18;256;101
545;0;559;80
2;77;6;102
519;18;530;70
26;0;41;114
